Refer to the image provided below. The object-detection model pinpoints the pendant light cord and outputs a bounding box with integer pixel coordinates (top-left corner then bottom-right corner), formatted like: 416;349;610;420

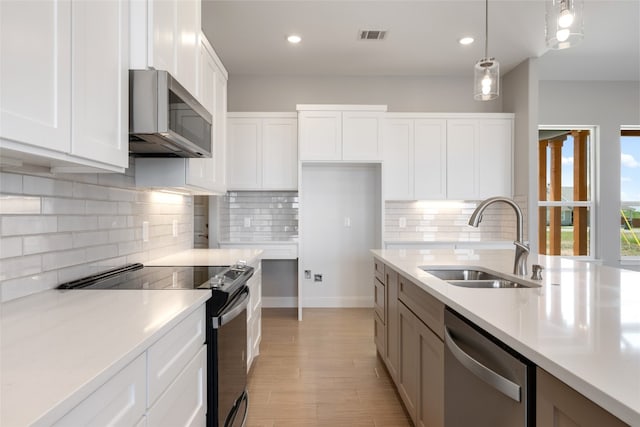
484;0;489;59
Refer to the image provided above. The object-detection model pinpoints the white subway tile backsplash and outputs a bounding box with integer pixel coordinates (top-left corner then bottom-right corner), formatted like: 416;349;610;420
0;254;42;281
220;191;298;242
0;236;22;259
2;216;57;236
73;230;110;248
86;200;119;215
0;196;41;214
23;175;73;197
42;197;85;215
1;271;59;301
1;173;23;193
24;234;73;255
58;216;98;232
0;169;194;302
385;200;517;243
86;245;119;262
42;248;87;270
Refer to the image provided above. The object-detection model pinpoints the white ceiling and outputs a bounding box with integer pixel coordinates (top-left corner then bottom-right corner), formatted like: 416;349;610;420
201;0;640;81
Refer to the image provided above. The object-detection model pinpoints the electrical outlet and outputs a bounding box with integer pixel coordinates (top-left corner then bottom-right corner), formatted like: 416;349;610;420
142;221;149;242
172;219;178;237
243;217;251;228
399;217;407;228
344;217;351;227
304;270;311;279
314;274;323;282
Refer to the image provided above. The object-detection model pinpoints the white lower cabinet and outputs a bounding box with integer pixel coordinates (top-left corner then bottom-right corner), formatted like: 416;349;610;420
247;260;263;370
147;346;207;427
53;305;207;426
52;353;147;427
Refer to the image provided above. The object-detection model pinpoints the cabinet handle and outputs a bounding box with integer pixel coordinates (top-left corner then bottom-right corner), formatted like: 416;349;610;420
444;327;521;402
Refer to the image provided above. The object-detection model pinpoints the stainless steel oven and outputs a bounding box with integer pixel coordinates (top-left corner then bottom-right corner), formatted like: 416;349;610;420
211;286;249;427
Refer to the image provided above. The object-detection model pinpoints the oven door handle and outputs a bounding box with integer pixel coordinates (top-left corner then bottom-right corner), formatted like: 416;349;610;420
212;287;249;329
445;327;521;402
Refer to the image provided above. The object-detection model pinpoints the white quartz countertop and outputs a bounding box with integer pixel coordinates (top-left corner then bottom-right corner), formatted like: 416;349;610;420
147;248;263;267
0;288;210;427
371;249;640;426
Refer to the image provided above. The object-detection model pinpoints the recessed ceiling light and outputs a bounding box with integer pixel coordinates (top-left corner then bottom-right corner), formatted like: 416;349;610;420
459;37;475;45
287;35;302;44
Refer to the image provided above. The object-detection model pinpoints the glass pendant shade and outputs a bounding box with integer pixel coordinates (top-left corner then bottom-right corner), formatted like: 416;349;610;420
546;0;584;49
474;58;499;101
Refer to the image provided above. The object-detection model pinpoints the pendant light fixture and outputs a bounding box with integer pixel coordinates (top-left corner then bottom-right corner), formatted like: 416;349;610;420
474;0;499;101
546;0;584;50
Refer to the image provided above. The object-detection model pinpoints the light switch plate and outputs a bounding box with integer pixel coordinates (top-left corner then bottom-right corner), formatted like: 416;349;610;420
399;217;407;228
142;221;149;242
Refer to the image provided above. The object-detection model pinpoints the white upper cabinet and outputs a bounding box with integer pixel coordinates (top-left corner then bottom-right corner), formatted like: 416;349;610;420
0;0;129;173
130;0;200;96
227;114;298;190
298;111;342;161
71;0;129;169
414;119;447;200
297;105;387;161
1;0;71;153
478;119;513;198
342;112;383;161
446;119;478;199
383;114;513;201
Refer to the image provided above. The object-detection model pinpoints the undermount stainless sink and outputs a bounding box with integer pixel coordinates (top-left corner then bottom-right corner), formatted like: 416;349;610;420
421;267;540;289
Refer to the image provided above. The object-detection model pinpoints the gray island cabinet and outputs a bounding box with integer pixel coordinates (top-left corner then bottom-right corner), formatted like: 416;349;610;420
372;255;630;427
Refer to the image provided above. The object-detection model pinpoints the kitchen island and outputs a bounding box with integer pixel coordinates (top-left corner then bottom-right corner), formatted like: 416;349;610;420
372;248;639;426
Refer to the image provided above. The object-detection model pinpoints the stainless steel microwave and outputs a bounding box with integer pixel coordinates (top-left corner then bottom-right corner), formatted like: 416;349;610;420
129;70;212;158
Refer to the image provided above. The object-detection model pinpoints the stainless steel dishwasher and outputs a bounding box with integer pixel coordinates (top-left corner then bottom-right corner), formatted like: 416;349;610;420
444;308;535;427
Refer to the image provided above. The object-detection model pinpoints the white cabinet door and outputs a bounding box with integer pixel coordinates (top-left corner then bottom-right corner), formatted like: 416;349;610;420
262;118;298;189
227;118;262;189
446;119;478;199
52;354;146;427
71;0;129;169
414;119;447;200
0;0;71;152
383;119;414;200
212;68;228;192
147;346;207;427
478;119;512;198
175;0;200;97
298;111;342;161
148;0;176;74
342;112;382;160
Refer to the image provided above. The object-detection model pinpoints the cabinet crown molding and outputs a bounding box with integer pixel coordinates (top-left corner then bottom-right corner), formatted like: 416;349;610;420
296;104;388;112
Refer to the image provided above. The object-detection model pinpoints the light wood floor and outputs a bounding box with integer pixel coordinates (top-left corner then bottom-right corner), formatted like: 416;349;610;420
246;308;412;427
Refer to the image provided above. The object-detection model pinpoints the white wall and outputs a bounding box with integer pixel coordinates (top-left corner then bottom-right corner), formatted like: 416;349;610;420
300;164;381;307
227;75;503;112
539;80;640;266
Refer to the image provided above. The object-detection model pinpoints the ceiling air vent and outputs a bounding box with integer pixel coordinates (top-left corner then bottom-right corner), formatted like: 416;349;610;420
359;30;387;40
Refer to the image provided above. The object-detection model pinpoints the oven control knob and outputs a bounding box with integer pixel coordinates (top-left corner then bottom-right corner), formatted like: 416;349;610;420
210;276;224;288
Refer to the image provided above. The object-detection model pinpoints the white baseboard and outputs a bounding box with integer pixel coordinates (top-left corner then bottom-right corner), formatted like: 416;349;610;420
262;296;298;308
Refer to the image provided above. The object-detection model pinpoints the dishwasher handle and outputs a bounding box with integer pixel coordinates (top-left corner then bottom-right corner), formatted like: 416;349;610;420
445;326;521;402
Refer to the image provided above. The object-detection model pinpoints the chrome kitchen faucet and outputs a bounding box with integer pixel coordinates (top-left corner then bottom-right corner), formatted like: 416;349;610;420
468;196;530;277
